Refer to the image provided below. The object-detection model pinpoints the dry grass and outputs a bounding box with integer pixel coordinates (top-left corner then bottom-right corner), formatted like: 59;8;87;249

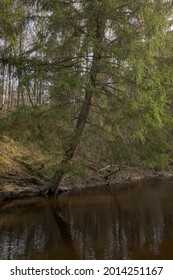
0;135;55;180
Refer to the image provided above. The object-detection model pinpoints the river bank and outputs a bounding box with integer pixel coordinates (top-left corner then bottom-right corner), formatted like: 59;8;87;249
1;166;173;202
1;136;173;202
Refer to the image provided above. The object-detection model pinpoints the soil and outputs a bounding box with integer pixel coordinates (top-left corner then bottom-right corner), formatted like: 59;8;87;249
1;167;173;202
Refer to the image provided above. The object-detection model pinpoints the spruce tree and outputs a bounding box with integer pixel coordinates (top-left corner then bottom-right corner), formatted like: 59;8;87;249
35;0;172;193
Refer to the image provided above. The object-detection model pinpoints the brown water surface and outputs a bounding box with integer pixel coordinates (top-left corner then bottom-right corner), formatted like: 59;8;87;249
0;179;173;259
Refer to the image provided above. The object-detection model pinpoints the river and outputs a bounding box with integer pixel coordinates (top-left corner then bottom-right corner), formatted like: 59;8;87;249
0;178;173;259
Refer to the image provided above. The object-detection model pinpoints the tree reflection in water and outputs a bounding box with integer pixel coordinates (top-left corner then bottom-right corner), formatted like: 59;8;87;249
1;179;173;259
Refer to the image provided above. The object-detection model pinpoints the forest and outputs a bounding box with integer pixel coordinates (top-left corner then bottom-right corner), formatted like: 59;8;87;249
1;0;173;195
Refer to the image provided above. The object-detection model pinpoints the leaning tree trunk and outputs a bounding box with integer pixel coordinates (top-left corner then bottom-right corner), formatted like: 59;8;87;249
40;16;104;195
40;82;94;195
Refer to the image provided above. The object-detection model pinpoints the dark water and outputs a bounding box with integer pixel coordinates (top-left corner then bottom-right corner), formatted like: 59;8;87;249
1;178;173;260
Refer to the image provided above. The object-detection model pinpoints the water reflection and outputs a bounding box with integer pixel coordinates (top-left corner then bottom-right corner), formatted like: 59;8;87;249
0;179;173;259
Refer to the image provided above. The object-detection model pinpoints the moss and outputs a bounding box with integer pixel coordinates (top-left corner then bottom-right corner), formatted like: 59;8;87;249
0;157;9;173
0;134;59;179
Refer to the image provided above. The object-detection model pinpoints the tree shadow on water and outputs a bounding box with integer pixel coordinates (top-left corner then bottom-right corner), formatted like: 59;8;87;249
49;197;79;260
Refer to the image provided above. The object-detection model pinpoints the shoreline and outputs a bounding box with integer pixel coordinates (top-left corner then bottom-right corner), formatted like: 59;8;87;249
1;167;173;202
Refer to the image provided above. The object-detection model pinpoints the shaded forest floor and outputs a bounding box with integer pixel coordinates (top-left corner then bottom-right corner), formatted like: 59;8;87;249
1;135;173;202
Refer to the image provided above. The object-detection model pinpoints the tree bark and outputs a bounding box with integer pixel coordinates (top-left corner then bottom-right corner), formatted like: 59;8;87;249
40;84;94;195
40;15;104;195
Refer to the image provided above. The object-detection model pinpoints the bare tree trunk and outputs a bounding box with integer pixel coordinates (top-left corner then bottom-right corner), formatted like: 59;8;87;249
11;66;15;109
7;64;11;110
40;16;104;195
0;63;5;113
3;64;8;112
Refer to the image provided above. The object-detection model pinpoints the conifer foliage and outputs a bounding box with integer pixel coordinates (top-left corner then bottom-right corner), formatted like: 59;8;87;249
0;1;173;192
